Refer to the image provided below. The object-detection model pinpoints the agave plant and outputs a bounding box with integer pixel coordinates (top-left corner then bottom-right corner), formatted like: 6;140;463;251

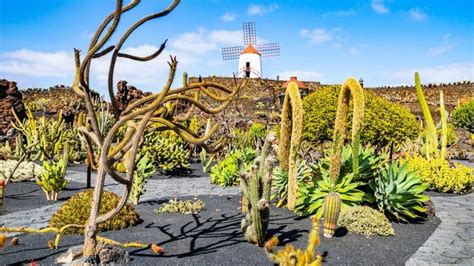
271;160;312;207
317;144;384;182
296;164;365;218
368;160;429;222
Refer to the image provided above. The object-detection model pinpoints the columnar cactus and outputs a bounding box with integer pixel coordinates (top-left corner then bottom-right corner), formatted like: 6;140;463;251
240;133;276;246
324;77;365;238
323;192;341;238
440;90;448;160
279;81;303;210
0;179;4;208
415;72;438;159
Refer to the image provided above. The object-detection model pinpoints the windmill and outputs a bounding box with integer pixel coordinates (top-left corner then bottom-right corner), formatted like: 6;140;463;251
222;22;280;78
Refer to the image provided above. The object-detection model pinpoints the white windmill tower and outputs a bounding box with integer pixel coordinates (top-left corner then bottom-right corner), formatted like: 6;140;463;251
222;22;280;78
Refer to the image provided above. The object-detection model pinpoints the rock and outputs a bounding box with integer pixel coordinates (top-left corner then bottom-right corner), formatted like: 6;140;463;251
56;244;130;265
114;80;151;112
424;199;436;218
55;245;84;264
0;79;26;136
97;244;130;264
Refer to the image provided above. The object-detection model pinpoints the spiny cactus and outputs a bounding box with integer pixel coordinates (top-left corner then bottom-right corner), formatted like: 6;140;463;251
322;192;341;238
279;81;304;210
324;77;365;238
240;133;276;246
0;179;4;207
265;215;323;266
415;72;438;159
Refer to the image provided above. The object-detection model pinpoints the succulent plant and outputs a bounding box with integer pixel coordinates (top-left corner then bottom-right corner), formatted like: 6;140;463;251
155;198;205;214
129;152;156;205
369;160;430;222
338;206;395;237
271;160;312;207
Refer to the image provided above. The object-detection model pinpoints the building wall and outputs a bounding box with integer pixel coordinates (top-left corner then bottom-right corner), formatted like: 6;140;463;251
237;53;262;78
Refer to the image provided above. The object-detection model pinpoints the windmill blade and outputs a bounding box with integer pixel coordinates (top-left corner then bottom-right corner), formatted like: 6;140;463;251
222;46;243;60
256;43;280;57
243;22;257;45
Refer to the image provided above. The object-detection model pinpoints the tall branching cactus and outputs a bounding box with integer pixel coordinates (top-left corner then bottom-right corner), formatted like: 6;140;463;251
415;72;448;160
68;0;245;260
240;133;276;246
279;82;303;210
324;77;365;238
415;72;438;159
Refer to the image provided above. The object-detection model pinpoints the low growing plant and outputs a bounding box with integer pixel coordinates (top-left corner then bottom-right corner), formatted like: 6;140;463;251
406;155;473;194
368;160;429;222
0;160;41;182
338;206;395;237
49;190;139;235
155;198;205;214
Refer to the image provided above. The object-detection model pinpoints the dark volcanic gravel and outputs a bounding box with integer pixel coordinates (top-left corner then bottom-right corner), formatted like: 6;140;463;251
0;195;439;265
1;180;87;215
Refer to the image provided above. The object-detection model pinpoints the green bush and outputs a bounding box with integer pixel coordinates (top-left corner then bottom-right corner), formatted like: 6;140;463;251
155;198;205;214
210;147;256;187
338;206;395;237
303;86;420;148
452;100;474;133
49;190;139;234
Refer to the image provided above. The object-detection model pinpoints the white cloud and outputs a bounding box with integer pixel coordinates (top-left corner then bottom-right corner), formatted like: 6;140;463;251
221;12;237;22
209;30;242;46
277;70;323;82
248;3;279;16
408;8;427;21
392;63;474;84
300;28;333;44
371;0;390;14
427;44;455;56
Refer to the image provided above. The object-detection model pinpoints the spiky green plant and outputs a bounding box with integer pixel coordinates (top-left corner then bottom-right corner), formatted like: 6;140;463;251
240;133;276;246
271;160;312;207
369;160;430;222
296;165;365;218
279;81;304;210
36;144;70;201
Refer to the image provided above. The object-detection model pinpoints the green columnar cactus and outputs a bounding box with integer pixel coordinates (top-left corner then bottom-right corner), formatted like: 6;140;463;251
240;133;276;246
323;192;341;238
439;90;448;160
0;179;4;207
279;81;303;210
415;72;438;159
324;77;365;238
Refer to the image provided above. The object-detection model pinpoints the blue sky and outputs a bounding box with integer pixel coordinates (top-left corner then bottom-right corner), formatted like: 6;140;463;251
0;0;473;96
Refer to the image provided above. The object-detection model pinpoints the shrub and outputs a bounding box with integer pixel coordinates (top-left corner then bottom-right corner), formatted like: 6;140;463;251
452;100;474;133
49;190;139;234
210;147;256;187
37;159;69;201
303;86;420;148
129;152;156;205
369;160;429;222
406;155;473;194
155;198;205;214
338;206;395;237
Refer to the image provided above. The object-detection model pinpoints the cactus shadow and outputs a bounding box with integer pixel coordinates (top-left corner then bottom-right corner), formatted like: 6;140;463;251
130;213;245;258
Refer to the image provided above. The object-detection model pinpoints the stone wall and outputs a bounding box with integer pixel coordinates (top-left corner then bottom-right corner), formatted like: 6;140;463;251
0;79;26;135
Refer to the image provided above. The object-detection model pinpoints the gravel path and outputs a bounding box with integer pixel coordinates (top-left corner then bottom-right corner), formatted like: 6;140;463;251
0;170;239;236
406;193;474;265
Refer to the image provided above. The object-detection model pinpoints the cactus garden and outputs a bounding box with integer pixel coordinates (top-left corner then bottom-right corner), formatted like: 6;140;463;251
1;0;473;265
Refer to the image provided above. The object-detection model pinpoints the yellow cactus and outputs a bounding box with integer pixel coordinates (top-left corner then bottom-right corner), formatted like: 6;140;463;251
265;216;323;266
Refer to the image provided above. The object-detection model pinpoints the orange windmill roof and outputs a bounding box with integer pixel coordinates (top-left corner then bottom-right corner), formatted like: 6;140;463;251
282;76;306;88
241;44;261;55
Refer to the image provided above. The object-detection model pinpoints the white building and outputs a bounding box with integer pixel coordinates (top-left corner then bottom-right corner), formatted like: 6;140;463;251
237;44;262;78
